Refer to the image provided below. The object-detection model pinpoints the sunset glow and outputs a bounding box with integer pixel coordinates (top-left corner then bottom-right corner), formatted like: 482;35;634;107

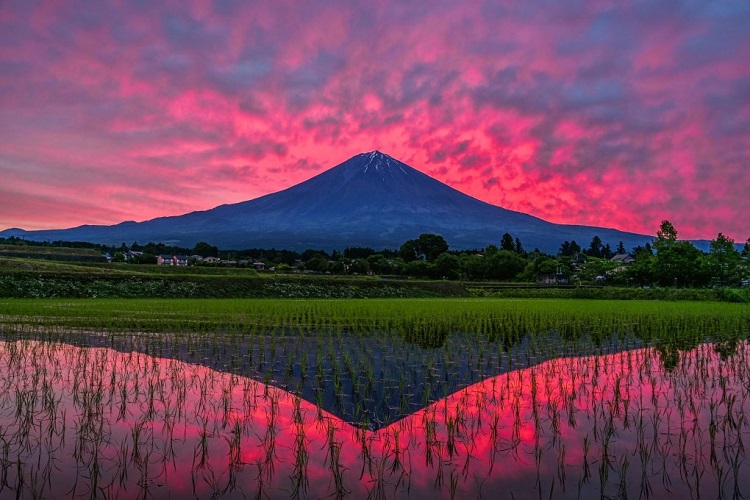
2;1;749;241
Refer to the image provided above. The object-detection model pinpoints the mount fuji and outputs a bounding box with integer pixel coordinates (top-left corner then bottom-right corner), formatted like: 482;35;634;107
1;151;654;253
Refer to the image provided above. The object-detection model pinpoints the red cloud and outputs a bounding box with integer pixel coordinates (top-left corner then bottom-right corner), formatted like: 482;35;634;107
1;1;749;241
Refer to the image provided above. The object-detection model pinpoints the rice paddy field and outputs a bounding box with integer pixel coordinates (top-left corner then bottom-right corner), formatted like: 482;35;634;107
1;298;749;498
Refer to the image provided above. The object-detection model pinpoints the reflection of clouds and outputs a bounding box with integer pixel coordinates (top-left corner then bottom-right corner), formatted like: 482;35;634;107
1;340;747;498
1;1;749;239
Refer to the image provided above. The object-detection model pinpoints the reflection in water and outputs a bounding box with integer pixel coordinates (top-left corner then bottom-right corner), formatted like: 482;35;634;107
0;339;748;498
36;329;646;430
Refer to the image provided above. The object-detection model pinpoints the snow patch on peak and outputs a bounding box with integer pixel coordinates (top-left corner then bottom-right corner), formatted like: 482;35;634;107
360;150;408;177
363;150;388;175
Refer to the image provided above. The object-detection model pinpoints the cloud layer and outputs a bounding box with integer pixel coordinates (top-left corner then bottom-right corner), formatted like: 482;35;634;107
2;0;749;243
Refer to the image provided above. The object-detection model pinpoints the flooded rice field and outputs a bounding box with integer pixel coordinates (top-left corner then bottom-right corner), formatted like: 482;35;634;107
1;329;748;499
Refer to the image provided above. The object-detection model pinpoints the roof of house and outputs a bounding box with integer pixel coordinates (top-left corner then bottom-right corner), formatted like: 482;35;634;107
610;253;634;262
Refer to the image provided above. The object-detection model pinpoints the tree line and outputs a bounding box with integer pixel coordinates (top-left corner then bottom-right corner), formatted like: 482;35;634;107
2;220;749;287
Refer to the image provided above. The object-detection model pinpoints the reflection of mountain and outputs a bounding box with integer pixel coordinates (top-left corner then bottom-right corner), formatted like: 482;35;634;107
19;329;645;430
1;339;746;499
0;151;655;253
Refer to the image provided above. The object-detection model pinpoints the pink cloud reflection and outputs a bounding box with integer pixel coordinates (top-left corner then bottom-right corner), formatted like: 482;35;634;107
1;340;747;497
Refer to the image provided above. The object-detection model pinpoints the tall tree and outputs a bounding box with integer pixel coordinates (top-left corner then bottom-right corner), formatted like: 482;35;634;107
515;237;525;255
587;236;603;258
398;239;419;262
415;233;449;261
652;220;706;287
705;233;742;287
657;220;678;242
500;233;515;252
399;234;449;262
625;245;655;286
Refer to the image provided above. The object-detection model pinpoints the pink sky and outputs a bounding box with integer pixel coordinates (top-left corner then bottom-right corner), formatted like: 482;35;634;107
2;1;749;241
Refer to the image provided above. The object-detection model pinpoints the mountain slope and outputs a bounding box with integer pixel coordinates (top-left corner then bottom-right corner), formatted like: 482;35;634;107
1;151;654;252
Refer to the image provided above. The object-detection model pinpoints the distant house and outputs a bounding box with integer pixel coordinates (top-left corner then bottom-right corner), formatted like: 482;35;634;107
252;261;266;270
203;256;221;264
157;254;189;266
610;253;635;264
124;250;143;262
610;253;635;273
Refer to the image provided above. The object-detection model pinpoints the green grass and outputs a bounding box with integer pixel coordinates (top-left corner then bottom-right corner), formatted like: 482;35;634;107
2;298;748;346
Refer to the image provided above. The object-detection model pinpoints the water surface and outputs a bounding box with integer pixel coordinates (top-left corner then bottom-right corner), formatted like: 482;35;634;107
1;336;748;498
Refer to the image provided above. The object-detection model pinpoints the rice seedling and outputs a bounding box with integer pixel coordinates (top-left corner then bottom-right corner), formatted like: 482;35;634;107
1;297;749;497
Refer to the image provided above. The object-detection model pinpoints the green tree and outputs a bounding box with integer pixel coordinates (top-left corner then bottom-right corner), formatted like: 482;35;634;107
193;241;218;258
652;220;706;287
404;259;431;278
520;255;563;281
398;239;419;262
704;233;742;287
432;253;460;279
330;257;350;274
657;220;678;241
399;234;449;262
625;245;655;286
366;254;402;275
459;253;488;280
349;258;370;274
305;253;329;273
366;254;388;274
500;233;515;252
586;236;603;258
415;233;449;261
486;250;526;280
578;257;618;283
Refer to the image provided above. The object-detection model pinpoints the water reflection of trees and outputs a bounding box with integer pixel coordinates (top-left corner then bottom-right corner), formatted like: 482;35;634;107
9;328;648;429
656;333;741;371
1;339;749;498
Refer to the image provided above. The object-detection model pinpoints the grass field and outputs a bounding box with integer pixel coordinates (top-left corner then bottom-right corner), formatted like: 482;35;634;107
2;297;748;343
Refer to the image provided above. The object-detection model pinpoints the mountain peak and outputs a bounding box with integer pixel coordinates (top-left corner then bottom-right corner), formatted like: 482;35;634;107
345;150;410;178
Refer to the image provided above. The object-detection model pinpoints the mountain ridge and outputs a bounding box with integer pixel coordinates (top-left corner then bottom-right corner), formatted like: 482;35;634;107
2;151;657;252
